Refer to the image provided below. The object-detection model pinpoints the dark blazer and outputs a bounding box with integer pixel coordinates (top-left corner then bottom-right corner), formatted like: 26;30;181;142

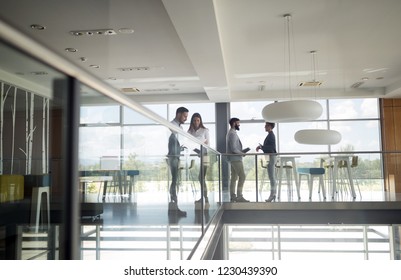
261;131;277;154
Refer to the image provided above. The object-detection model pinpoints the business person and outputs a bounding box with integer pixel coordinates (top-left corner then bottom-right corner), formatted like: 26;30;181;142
226;117;249;202
167;107;189;216
188;112;210;205
256;122;277;202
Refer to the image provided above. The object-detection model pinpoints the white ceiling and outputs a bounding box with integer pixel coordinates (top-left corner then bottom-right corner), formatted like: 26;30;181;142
1;0;401;104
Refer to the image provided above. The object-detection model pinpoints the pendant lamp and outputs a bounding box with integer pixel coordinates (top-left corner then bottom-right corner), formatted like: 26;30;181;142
295;129;341;145
262;100;322;122
261;14;322;123
294;51;342;145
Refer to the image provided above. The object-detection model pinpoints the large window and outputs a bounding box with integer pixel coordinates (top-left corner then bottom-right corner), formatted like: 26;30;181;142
230;99;384;198
79;103;217;169
230;98;381;153
81;105;120;124
123;104;167;125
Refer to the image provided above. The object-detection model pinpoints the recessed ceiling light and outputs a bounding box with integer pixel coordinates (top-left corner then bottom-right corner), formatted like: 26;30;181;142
121;87;140;93
30;24;46;30
143;88;170;92
71;31;85;36
361;77;369;81
70;29;117;36
298;81;322;87
376;77;384;80
89;65;100;68
363;68;388;73
65;47;77;53
118;28;134;34
80;57;87;62
120;67;150;71
31;71;48;75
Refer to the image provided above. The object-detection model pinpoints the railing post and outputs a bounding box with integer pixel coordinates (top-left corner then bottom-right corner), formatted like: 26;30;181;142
255;154;259;202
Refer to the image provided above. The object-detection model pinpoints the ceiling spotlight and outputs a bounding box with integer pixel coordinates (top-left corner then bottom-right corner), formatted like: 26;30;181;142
361;77;369;81
89;65;100;68
96;29;117;35
30;24;46;30
72;31;84;36
70;29;117;36
65;47;77;53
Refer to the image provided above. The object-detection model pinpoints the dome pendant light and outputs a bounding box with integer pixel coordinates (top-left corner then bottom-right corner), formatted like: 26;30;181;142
295;129;342;145
262;14;322;123
294;51;342;145
262;100;322;122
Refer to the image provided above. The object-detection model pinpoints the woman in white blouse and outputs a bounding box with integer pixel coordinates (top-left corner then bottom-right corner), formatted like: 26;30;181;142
188;113;210;204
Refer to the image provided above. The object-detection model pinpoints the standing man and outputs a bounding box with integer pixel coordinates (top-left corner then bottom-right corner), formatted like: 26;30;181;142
226;117;249;202
256;122;277;202
168;107;189;216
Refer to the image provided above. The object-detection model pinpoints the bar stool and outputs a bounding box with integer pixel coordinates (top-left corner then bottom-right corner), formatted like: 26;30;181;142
332;156;356;199
30;186;50;233
180;159;196;196
126;170;140;200
297;168;326;200
337;156;361;198
258;158;267;200
24;174;51;233
320;158;333;197
276;159;294;200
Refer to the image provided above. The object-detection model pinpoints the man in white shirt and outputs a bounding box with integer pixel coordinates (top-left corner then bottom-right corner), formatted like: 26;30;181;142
167;107;189;217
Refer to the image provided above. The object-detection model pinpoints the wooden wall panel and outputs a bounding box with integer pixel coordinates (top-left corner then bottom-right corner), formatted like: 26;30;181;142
381;99;401;193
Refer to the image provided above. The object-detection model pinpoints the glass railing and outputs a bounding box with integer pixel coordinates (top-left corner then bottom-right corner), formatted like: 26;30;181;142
229;151;390;203
187;150;400;260
77;85;222;260
224;224;400;260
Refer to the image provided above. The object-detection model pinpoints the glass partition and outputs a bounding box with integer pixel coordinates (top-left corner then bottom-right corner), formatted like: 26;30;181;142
78;87;221;260
0;39;71;259
0;36;222;260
